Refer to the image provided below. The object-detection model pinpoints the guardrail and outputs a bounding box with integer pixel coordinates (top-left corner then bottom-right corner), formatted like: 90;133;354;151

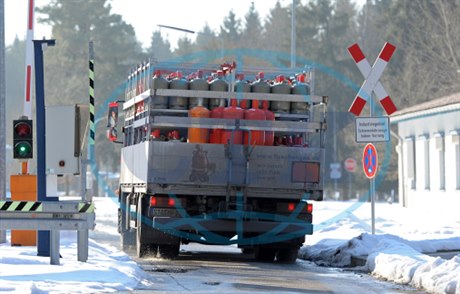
0;200;95;265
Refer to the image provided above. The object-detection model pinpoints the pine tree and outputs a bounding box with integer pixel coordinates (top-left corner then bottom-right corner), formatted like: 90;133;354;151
36;0;144;183
147;31;173;62
241;2;263;49
219;10;241;49
263;1;290;53
175;36;195;58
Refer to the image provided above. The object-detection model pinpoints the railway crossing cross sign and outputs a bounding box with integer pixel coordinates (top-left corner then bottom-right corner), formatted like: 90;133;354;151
362;143;378;179
348;42;397;116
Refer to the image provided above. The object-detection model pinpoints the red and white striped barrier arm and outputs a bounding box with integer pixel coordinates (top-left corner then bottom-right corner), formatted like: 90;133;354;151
23;0;35;118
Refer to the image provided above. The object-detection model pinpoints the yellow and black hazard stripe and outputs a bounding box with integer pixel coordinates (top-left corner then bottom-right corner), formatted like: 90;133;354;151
78;203;95;213
0;201;43;212
88;41;95;146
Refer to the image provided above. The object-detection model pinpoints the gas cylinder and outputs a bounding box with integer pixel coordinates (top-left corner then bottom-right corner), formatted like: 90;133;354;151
270;75;291;113
189;70;209;109
209;99;226;144
221;99;244;144
291;74;311;114
250;72;270;109
234;74;251;109
208;70;228;110
150;70;169;109
168;71;189;110
262;100;275;146
244;100;265;146
188;98;210;143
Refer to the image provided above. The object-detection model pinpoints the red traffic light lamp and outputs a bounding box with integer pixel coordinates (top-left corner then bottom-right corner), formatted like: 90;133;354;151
13;119;33;159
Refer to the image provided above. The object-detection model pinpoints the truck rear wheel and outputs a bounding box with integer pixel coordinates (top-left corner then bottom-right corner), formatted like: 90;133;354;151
136;197;147;257
158;244;179;259
136;196;156;258
119;197;135;252
254;245;277;262
276;247;299;264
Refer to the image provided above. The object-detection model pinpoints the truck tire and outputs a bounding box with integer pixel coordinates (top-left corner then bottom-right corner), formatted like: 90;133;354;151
158;244;180;259
277;247;298;264
136;196;151;258
119;199;135;252
254;245;277;262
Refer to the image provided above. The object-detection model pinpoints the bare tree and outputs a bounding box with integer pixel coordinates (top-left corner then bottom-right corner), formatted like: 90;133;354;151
383;0;460;105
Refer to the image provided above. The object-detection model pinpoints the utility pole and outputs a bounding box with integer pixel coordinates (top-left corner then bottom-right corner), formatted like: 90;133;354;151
0;0;7;244
290;0;296;68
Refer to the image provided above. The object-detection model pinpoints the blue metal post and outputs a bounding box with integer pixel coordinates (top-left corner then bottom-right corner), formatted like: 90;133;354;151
33;39;58;257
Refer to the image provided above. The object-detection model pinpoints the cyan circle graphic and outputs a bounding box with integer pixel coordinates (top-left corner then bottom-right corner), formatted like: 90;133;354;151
92;47;393;244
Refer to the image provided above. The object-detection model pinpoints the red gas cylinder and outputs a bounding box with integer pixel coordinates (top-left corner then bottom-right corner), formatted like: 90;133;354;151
168;71;189;110
209;70;228;110
271;75;291;113
244;100;266;145
234;74;251;109
262;100;275;146
209;99;225;144
291;74;311;114
151;70;169;109
221;99;244;144
188;98;210;143
250;72;271;109
189;70;209;109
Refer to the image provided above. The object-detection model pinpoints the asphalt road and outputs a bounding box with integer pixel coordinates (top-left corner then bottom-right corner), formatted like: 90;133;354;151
123;244;425;294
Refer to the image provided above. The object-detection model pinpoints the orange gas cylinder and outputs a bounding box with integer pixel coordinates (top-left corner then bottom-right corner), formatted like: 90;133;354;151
234;74;251;109
244;100;266;145
188;98;210;143
221;99;244;144
209;99;225;144
262;100;275;146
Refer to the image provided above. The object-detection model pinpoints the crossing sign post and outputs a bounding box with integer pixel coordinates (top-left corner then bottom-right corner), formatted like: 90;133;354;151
347;41;397;235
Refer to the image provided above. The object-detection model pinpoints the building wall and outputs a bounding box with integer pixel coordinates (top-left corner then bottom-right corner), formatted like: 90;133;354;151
396;109;460;213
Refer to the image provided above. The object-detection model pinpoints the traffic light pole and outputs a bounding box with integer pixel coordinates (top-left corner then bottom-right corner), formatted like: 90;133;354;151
33;39;58;257
0;0;6;244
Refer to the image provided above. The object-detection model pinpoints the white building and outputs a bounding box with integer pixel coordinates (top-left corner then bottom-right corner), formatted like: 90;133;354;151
390;92;460;213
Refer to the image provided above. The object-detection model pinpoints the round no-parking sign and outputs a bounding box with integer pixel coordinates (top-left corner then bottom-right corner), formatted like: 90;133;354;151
362;143;378;179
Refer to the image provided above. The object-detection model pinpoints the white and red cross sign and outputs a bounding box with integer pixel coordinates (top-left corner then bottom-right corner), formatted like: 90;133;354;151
348;42;397;116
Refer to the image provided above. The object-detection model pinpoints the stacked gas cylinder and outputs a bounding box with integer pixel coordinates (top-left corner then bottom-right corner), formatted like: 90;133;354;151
125;63;311;146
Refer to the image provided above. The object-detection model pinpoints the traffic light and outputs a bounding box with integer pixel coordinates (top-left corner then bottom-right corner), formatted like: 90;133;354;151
13;119;33;159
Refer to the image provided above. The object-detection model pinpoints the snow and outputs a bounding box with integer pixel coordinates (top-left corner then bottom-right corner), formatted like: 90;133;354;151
299;200;460;294
0;197;152;293
1;197;459;293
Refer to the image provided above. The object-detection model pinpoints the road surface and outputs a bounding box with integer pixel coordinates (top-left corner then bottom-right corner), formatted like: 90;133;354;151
123;244;424;293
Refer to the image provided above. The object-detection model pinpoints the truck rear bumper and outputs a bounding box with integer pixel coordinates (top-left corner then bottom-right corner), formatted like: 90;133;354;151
152;217;313;236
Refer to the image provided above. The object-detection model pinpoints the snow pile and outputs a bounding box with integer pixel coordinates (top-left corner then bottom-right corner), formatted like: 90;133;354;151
299;200;460;294
368;239;460;294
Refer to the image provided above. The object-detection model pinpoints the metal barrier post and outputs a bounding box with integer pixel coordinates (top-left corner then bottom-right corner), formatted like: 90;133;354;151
77;230;89;262
50;230;60;265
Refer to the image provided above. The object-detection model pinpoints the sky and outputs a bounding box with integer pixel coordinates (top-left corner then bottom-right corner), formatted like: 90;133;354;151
4;0;366;50
5;0;283;50
1;197;459;293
